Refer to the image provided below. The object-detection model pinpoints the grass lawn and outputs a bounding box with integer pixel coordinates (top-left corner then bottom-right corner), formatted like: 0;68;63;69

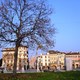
0;71;80;80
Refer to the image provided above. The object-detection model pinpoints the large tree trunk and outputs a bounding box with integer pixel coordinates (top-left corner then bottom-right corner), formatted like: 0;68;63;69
13;44;19;75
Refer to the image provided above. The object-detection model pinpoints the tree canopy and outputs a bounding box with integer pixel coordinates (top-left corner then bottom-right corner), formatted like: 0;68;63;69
0;0;55;74
0;0;55;49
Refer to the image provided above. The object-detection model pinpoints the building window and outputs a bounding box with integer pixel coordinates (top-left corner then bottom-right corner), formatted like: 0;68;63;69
19;54;21;57
20;51;22;53
24;51;26;54
76;64;79;68
45;59;47;62
45;63;47;66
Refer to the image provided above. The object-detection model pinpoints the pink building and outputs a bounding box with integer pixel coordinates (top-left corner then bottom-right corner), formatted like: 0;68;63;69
29;56;36;69
66;52;80;69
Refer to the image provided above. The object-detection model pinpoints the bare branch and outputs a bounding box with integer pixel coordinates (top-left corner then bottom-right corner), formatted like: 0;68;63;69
0;0;55;74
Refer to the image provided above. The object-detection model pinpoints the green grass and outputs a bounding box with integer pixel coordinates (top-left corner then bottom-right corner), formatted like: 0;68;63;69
0;71;80;80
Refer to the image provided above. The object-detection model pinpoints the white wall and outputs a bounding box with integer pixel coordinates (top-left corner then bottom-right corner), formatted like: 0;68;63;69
66;58;72;71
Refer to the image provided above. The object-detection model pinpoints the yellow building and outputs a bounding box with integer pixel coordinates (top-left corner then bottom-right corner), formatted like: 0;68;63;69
37;50;65;71
2;46;28;71
47;50;65;70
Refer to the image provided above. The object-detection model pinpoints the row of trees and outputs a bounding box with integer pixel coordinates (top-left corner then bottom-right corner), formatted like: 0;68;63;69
0;0;55;75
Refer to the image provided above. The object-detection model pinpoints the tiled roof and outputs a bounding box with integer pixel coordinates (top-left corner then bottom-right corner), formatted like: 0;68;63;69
48;50;64;54
66;52;80;55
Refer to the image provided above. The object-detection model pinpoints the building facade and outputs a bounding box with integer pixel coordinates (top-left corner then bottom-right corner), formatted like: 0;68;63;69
29;56;36;69
66;52;80;69
37;50;65;71
2;46;28;71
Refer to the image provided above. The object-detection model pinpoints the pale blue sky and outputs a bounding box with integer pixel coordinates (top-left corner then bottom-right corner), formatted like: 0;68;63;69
48;0;80;52
0;0;80;58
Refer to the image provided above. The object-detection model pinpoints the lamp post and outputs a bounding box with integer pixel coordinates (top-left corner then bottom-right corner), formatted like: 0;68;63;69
36;47;39;72
36;45;42;72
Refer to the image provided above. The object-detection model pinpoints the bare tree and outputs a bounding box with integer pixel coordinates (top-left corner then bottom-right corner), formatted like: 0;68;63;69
0;0;55;74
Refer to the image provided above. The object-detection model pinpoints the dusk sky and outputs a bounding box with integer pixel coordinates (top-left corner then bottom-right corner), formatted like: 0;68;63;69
0;0;80;58
48;0;80;52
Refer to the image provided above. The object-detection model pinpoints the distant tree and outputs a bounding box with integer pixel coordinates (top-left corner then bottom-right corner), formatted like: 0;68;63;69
0;0;55;74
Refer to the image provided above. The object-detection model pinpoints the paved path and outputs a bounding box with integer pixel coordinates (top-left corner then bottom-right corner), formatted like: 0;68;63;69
25;69;37;73
3;69;41;73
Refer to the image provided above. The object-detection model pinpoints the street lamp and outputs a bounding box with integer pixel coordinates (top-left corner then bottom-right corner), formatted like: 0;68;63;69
36;45;42;72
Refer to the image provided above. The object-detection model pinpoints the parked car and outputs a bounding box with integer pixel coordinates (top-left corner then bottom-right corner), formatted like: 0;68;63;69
0;67;4;73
